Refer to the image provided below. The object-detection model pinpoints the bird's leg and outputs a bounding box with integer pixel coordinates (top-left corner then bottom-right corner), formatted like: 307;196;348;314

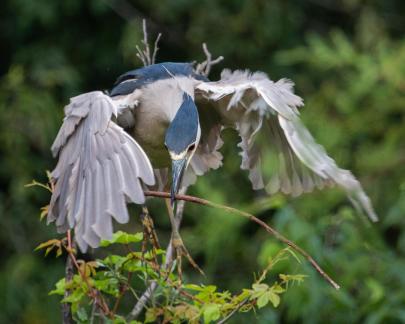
140;206;160;270
164;198;204;281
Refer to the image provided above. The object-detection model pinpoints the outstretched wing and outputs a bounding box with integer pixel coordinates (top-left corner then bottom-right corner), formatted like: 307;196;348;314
48;91;155;251
196;69;378;222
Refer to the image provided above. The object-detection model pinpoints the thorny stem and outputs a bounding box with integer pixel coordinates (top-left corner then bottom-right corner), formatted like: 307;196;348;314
144;190;341;290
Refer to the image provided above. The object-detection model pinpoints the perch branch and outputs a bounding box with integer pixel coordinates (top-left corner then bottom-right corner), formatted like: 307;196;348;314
144;191;341;290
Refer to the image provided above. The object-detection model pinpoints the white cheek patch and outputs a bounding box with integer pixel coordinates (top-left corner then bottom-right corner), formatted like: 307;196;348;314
168;124;201;162
169;151;188;160
187;126;201;158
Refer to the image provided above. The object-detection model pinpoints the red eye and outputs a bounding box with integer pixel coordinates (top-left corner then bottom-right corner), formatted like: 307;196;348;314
188;144;196;151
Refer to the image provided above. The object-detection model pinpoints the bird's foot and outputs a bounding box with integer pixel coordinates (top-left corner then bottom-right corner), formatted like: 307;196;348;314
171;232;204;281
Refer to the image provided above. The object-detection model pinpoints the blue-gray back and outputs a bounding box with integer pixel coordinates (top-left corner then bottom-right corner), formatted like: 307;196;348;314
110;62;208;97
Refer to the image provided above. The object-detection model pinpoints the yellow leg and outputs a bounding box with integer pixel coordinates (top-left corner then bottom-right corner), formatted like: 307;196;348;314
164;198;204;279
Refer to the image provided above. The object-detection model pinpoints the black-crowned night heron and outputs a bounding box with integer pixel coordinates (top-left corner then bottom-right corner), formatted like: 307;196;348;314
48;61;378;252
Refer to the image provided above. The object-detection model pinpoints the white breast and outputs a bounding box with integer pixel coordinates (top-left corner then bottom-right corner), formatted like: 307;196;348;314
131;77;197;168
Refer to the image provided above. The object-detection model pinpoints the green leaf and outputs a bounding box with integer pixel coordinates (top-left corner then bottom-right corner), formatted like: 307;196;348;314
99;255;127;269
61;289;85;304
205;285;217;293
45;246;53;257
203;304;221;323
366;278;384;303
49;278;66;296
257;292;269;308
100;231;143;247
76;307;88;322
279;274;306;284
267;291;280;308
39;205;49;221
93;278;120;297
285;248;302;264
271;283;285;294
24;179;52;192
145;308;158;323
123;259;143;272
252;283;269;292
184;284;205;291
35;239;60;251
113;315;128;324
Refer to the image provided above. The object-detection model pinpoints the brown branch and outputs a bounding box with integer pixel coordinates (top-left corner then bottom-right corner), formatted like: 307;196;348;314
144;190;341;290
112;271;132;315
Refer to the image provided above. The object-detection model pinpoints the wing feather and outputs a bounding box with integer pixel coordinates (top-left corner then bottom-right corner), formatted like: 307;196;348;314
48;91;155;251
197;70;377;221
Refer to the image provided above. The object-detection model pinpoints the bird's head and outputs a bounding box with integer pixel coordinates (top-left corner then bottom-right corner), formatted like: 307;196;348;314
165;92;200;205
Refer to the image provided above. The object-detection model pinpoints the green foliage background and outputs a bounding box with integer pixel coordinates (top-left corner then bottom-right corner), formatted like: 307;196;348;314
1;0;404;323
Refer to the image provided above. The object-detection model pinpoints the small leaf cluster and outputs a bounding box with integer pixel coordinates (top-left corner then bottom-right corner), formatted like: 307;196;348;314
38;231;304;323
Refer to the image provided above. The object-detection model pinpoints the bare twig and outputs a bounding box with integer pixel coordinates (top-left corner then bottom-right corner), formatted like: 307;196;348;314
151;33;162;65
195;43;224;77
143;190;341;290
136;19;161;67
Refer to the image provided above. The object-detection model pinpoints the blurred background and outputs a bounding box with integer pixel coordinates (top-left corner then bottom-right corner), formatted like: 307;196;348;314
1;0;404;323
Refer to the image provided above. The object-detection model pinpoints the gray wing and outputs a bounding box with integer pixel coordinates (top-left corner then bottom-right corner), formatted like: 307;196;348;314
48;91;155;252
182;98;224;188
196;69;378;222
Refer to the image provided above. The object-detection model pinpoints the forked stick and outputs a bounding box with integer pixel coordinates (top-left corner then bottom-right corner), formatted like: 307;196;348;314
195;43;224;77
135;19;162;66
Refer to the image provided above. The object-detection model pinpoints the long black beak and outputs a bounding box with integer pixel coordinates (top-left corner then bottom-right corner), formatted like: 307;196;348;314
171;158;187;206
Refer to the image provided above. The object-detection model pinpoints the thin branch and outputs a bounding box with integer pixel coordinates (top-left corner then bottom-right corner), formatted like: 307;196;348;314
144;191;341;290
195;43;224;77
127;189;187;320
217;299;249;324
135;19;161;67
112;271;132;315
151;33;162;65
